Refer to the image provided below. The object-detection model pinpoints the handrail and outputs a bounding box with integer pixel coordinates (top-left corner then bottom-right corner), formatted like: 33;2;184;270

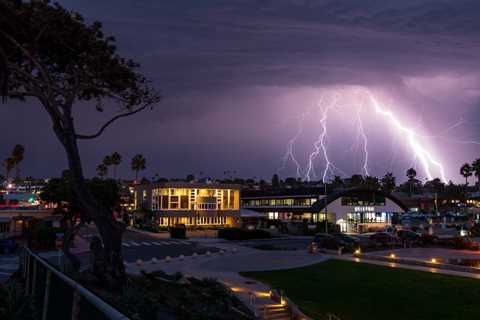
23;247;130;320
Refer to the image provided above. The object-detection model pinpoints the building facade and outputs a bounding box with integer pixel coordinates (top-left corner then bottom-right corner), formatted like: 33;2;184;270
242;187;407;233
135;182;240;227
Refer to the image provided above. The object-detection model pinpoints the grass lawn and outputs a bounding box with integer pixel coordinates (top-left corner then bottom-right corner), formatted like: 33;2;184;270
242;260;480;320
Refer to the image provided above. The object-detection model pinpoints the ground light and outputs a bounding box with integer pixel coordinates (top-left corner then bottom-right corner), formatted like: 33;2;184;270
354;248;361;255
430;258;437;264
389;253;396;259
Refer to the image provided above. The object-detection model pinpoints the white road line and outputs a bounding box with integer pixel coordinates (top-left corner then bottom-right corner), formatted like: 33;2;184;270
161;241;171;245
152;242;163;246
122;243;131;247
129;241;141;246
141;242;152;246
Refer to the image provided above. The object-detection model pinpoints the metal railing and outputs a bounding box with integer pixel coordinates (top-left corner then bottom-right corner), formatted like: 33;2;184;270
19;247;130;320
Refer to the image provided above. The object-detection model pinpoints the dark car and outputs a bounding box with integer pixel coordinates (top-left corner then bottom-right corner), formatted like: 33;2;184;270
332;233;360;247
0;238;17;254
313;233;334;247
397;230;420;242
369;232;396;245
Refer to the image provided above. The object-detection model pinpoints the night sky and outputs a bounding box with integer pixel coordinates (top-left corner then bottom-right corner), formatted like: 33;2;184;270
1;0;479;182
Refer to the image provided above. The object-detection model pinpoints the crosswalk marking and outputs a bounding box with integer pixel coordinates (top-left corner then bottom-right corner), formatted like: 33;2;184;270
121;240;192;248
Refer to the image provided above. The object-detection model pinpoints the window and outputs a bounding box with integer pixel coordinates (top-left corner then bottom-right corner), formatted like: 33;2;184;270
180;196;189;209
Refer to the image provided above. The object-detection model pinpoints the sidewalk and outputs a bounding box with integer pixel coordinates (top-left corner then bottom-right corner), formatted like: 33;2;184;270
126;244;327;316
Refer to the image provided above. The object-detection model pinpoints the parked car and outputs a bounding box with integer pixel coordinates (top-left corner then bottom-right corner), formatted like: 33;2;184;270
312;233;334;247
369;232;396;245
0;238;17;254
397;230;420;242
332;233;360;247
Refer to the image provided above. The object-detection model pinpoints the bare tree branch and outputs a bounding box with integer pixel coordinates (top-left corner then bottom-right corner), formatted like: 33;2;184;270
76;103;152;139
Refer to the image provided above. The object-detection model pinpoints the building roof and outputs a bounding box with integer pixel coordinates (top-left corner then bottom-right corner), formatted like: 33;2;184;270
143;181;241;190
241;187;326;198
310;187;409;212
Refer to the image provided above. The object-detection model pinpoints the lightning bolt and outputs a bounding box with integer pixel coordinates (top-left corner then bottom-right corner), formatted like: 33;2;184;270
356;104;370;176
367;92;448;183
279;113;305;178
304;95;346;182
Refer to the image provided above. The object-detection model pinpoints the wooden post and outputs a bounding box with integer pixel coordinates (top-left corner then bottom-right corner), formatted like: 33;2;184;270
42;271;52;320
71;290;81;320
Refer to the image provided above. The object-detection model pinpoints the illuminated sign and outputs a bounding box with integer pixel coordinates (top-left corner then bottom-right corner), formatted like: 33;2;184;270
354;206;375;212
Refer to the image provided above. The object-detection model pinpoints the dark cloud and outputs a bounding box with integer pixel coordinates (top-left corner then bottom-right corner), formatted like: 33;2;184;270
1;0;479;181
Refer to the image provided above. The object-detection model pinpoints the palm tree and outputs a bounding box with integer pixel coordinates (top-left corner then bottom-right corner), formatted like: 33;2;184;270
406;167;417;181
381;172;396;193
110;152;122;179
131;154;146;182
473;159;480;190
102;155;113;178
2;157;15;182
96;163;108;179
460;163;473;185
11;144;25;180
406;168;417;197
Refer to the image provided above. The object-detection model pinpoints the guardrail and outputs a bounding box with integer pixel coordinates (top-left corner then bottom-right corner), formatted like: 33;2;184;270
20;247;130;320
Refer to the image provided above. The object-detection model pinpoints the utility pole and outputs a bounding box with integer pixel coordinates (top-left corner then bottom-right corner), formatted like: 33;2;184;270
324;182;328;234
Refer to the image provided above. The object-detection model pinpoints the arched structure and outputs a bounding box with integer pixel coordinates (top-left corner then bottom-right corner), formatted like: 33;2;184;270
311;187;407;233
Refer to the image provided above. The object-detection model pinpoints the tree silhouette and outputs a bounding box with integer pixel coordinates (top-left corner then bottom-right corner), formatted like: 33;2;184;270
11;144;25;180
460;163;473;185
406;167;417;197
472;159;480;190
0;1;160;280
131;154;146;182
380;172;396;193
110;152;122;179
96;163;108;179
2;157;15;182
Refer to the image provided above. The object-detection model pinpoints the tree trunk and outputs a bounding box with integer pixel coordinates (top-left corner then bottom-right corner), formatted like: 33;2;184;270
52;118;125;280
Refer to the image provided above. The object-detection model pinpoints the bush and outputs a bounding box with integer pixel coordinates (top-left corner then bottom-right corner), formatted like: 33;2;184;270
169;226;186;239
218;228;271;240
32;223;62;248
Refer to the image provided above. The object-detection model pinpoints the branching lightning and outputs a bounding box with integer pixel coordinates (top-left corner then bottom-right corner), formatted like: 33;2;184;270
279;113;306;178
366;92;448;183
278;86;472;183
356;104;370;177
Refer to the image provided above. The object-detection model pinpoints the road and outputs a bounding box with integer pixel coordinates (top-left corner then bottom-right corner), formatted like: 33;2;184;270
78;226;220;264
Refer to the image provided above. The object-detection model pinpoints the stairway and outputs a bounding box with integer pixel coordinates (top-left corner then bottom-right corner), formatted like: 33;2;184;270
260;304;291;320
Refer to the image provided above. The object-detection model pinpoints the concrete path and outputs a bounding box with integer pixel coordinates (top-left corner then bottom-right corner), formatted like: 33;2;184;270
126;243;327;317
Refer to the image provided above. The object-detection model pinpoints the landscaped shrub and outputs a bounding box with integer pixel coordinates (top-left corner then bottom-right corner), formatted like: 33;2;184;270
218;228;271;240
169;226;186;239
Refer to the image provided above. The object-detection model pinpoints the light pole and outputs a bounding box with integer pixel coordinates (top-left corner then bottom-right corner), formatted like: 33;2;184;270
324;182;328;234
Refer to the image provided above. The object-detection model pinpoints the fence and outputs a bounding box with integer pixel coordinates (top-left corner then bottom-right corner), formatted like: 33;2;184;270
19;247;130;320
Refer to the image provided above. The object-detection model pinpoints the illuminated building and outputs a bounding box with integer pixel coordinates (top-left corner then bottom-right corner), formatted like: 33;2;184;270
242;187;407;233
135;182;240;227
